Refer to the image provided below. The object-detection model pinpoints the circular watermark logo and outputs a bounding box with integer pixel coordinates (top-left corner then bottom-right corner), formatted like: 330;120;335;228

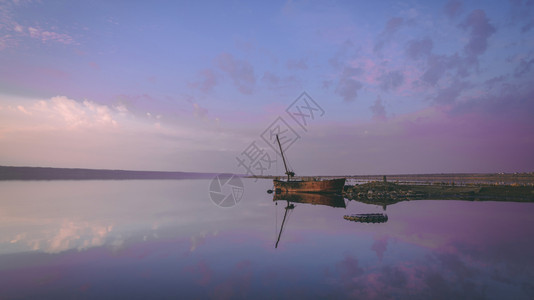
209;173;244;208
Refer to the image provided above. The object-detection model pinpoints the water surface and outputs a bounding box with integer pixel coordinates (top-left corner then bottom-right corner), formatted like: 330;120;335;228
1;179;533;299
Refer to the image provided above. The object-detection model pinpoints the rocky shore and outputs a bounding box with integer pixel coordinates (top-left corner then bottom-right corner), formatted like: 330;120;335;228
343;181;534;203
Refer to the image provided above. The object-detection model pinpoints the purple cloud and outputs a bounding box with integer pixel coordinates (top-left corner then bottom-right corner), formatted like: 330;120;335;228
341;66;363;78
216;53;256;94
286;58;308;70
322;80;333;89
371;237;388;261
320;200;534;298
460;10;496;58
522;20;534;33
329;39;355;69
189;69;218;93
379;266;408;289
421;55;450;86
421;54;465;86
89;62;100;70
185;261;213;286
432;80;471;104
262;71;280;86
337;255;364;279
384;17;405;35
370;96;387;120
444;0;462;19
437;253;478;280
378;70;404;91
406;37;433;60
373;40;386;55
484;75;506;88
452;79;534;121
508;0;534;30
335;79;362;102
335;67;363;102
514;57;534;77
192;102;208;118
261;71;301;92
374;17;410;55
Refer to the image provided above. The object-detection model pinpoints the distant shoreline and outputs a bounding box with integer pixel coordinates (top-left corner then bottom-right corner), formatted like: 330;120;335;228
1;166;533;184
0;166;221;180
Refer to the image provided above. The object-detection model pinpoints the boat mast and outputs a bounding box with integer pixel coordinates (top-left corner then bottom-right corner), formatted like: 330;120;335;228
276;134;293;181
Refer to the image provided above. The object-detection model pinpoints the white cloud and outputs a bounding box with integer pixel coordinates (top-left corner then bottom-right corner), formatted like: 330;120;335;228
16;105;30;115
0;95;251;171
30;96;118;129
0;3;75;51
13;24;23;33
47;221;112;253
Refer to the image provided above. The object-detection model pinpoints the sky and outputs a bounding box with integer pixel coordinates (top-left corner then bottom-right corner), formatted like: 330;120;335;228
0;0;533;175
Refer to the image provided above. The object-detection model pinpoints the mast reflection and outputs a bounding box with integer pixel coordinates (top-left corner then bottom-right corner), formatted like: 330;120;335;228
273;192;345;248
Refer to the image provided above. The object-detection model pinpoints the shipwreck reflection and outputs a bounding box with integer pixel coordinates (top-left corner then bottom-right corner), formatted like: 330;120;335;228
273;192;346;208
273;192;346;248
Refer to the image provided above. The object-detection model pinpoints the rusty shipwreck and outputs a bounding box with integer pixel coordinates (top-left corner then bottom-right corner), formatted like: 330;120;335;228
273;135;345;194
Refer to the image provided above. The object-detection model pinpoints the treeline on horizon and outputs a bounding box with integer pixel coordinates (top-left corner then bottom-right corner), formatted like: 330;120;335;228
0;166;219;180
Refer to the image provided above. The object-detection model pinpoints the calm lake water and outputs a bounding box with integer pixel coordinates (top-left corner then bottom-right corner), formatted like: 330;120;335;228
1;179;533;299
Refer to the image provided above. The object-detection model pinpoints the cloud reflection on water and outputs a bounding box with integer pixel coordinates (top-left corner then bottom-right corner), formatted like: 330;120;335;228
0;179;533;298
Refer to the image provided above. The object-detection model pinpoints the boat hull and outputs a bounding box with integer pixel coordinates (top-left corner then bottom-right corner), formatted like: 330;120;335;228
273;178;346;194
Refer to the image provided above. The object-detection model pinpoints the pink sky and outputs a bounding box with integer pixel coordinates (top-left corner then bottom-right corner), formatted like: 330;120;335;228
1;1;533;174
